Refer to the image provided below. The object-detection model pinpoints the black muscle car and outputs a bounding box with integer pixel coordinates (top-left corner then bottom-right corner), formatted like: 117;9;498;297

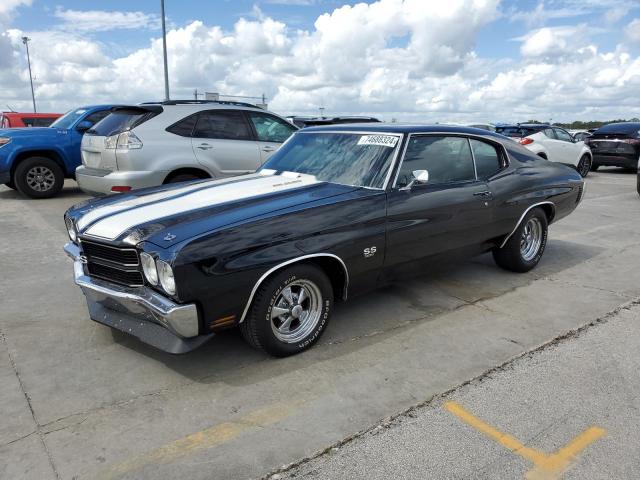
64;125;585;356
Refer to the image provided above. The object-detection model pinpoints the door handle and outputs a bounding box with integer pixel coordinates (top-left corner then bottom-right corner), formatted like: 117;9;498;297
473;190;492;197
197;143;212;150
261;146;277;152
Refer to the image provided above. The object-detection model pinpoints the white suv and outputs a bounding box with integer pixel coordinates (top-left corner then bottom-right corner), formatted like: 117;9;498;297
76;100;298;195
497;124;593;177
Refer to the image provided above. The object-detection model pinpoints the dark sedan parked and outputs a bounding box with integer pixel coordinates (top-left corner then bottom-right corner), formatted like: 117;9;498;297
64;125;584;356
586;122;640;171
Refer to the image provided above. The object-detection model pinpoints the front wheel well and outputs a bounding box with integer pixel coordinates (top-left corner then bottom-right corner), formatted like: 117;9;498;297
241;254;349;323
537;203;555;224
163;168;211;183
11;150;67;178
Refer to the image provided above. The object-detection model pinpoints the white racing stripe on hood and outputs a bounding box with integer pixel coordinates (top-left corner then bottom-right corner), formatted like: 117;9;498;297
76;174;263;232
84;173;320;240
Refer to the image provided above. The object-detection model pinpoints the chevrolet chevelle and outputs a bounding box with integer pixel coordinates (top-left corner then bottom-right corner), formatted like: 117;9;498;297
64;125;584;356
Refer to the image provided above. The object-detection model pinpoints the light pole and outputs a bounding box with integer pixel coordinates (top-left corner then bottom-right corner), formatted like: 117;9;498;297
21;36;36;113
160;0;170;101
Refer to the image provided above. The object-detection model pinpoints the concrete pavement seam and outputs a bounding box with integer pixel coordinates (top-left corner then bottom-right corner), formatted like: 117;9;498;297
0;328;60;479
260;297;640;480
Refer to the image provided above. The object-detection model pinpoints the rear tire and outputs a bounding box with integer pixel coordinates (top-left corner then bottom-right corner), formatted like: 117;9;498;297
14;157;64;199
493;208;548;273
240;264;333;357
576;154;591;178
3;181;16;190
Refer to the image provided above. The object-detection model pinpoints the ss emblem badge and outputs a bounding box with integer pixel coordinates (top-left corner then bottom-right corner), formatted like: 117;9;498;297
363;246;377;258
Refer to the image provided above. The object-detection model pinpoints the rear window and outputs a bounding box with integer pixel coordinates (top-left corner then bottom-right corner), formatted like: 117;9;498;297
88;108;160;136
496;126;541;138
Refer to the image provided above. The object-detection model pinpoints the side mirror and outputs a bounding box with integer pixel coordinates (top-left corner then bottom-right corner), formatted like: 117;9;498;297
76;120;93;132
402;169;429;190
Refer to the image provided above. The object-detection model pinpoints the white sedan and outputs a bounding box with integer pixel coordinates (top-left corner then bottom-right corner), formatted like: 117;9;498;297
498;124;593;177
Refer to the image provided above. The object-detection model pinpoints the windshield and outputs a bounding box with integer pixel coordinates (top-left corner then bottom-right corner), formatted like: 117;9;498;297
50;109;88;129
260;132;400;189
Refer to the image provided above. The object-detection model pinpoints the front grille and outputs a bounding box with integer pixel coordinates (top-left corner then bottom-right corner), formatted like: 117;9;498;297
86;263;144;287
80;239;143;287
82;240;139;266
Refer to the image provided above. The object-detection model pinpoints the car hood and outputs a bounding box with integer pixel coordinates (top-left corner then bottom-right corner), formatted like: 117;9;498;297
69;172;361;247
0;127;63;138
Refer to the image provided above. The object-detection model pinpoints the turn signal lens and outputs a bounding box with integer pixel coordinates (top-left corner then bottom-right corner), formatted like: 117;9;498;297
64;216;77;242
0;137;11;146
157;260;176;295
140;253;158;285
519;138;534;145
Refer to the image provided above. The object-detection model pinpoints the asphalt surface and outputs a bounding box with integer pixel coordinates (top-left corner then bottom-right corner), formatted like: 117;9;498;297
0;168;638;480
279;302;640;480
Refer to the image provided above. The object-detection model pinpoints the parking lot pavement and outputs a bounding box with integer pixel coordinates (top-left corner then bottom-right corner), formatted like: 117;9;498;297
279;301;640;480
0;170;638;480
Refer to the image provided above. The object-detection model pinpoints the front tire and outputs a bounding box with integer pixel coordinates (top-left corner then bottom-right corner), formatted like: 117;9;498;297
14;157;64;198
577;154;591;178
240;264;333;357
493;208;548;273
590;162;599;172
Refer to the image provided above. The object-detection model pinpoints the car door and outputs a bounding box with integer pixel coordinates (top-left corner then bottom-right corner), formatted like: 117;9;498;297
384;135;494;280
552;127;579;165
246;111;298;163
191;109;262;177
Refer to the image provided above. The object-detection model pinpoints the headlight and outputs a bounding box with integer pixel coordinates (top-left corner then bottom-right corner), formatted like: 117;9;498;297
140;253;158;285
156;260;176;295
0;137;11;147
65;216;77;242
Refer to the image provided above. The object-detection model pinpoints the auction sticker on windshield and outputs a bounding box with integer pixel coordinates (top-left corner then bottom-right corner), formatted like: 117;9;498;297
357;135;399;148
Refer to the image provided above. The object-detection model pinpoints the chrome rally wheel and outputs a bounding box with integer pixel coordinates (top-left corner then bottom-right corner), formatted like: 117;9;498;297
241;264;333;357
520;217;543;262
270;280;323;344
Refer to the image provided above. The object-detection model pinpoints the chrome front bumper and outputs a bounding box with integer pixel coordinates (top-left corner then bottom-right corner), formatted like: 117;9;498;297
64;242;211;353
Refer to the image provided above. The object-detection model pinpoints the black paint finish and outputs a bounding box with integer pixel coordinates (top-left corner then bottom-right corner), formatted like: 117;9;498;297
65;125;584;346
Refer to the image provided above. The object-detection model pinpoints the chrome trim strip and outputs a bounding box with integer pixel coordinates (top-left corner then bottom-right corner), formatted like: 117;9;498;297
498;201;555;249
65;242;199;338
239;253;350;324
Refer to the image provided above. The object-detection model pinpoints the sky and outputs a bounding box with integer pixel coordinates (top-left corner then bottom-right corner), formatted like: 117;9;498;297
1;0;640;122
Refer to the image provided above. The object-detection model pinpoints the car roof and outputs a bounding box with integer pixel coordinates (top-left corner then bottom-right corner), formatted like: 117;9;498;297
301;123;508;139
596;122;640;133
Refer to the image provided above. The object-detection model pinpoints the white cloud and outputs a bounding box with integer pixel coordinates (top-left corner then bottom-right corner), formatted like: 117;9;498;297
1;0;640;122
626;18;640;43
53;8;161;32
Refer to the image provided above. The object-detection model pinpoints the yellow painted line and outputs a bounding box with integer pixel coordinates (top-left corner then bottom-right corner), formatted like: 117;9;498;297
93;401;301;480
444;401;605;480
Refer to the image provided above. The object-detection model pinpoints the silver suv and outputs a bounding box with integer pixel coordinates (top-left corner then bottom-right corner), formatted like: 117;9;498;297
76;100;297;195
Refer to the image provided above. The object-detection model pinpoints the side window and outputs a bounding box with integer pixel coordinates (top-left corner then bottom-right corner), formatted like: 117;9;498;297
396;136;476;187
543;128;556;139
193;110;252;140
166;114;197;137
248;112;296;143
470;139;503;178
554;128;572;142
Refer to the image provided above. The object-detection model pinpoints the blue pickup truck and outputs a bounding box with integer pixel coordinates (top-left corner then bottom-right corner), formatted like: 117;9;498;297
0;105;116;198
